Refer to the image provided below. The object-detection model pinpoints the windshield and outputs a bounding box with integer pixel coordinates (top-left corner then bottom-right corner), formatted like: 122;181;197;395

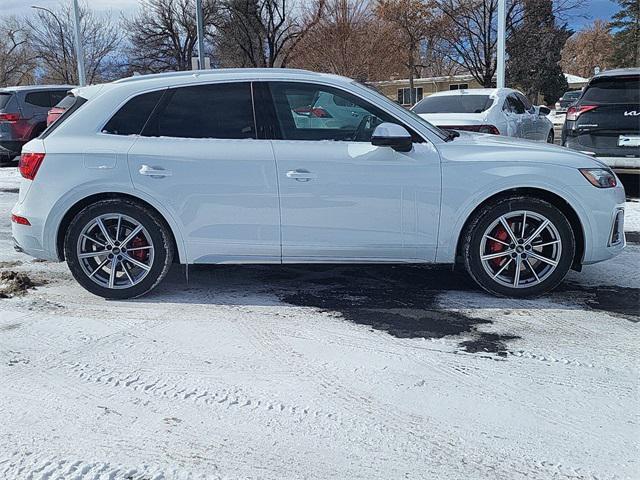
563;91;581;100
413;95;494;114
582;76;640;104
353;81;449;140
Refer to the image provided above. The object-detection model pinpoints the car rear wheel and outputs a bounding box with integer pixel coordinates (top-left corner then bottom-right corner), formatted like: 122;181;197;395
546;129;554;143
462;196;575;297
64;199;174;299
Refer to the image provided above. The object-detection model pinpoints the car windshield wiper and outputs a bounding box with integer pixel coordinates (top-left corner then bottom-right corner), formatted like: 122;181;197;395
444;129;460;141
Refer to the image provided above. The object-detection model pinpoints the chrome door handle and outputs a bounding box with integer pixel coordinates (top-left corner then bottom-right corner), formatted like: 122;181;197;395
139;164;172;178
286;169;316;182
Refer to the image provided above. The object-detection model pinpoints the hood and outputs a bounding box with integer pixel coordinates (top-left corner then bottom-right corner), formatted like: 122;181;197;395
437;131;607;169
418;113;487;126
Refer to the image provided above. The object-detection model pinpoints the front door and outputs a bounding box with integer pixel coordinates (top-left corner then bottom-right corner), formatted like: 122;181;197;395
127;82;280;264
261;81;441;262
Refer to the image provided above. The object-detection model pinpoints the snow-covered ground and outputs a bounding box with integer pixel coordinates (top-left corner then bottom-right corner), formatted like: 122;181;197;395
0;167;638;480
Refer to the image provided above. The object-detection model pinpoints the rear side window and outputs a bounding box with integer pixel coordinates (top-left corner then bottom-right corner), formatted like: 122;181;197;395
0;93;15;110
581;76;640;104
103;90;165;136
142;83;255;139
413;95;494;114
25;91;54;107
40;95;88;139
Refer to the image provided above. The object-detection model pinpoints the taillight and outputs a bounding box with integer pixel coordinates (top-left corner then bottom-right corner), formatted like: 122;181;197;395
19;153;45;180
566;105;598;121
11;214;31;226
47;107;66;126
0;112;20;122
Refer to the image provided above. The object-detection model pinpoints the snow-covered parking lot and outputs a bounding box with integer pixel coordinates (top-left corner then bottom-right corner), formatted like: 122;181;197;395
0;167;638;480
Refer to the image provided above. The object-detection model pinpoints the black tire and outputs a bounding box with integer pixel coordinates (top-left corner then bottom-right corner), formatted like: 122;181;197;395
546;129;554;144
64;198;174;299
462;196;575;297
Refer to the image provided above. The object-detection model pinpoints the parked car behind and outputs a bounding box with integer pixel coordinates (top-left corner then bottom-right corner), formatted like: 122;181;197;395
562;68;639;175
412;88;555;143
0;85;74;165
12;69;625;300
555;90;582;113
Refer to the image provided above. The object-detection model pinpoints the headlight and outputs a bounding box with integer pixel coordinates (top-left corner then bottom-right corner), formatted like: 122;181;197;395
579;168;617;188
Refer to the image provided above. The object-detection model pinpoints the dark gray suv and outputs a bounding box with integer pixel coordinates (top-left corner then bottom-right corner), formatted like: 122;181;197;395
0;85;74;165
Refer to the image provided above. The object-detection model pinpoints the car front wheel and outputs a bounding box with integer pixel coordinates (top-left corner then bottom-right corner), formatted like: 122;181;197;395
64;199;174;299
462;196;575;297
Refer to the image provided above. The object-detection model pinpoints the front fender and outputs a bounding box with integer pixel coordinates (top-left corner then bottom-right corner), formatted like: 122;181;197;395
435;163;593;264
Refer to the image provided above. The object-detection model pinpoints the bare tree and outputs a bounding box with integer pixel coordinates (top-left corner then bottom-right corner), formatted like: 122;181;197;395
26;2;123;84
375;0;441;103
288;0;403;80
561;20;613;77
216;0;325;68
124;0;219;73
0;17;36;87
438;0;585;87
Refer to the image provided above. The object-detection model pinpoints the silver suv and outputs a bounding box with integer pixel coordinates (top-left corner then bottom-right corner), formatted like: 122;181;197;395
0;85;74;165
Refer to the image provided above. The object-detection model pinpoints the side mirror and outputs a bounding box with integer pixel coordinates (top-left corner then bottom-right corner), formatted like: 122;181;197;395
538;106;551;116
371;123;413;152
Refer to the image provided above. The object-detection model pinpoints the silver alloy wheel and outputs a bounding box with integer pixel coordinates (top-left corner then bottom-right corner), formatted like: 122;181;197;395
76;213;155;289
479;210;562;289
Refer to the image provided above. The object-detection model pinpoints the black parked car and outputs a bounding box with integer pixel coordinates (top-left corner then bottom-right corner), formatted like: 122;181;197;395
555;90;582;113
0;85;74;166
562;68;639;176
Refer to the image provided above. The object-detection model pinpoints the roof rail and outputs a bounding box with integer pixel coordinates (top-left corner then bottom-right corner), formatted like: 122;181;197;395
114;68;323;84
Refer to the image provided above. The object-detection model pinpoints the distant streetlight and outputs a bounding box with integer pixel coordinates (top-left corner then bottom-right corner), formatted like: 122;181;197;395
31;5;70;84
31;1;86;86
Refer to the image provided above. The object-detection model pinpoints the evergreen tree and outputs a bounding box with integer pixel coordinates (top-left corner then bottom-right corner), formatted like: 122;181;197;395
506;0;572;104
609;0;640;68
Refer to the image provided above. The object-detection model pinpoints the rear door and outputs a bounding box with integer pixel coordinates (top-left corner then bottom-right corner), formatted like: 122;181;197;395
566;75;640;159
126;82;281;264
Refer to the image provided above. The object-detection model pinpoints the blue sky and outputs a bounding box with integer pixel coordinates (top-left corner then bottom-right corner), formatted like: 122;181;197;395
1;0;620;31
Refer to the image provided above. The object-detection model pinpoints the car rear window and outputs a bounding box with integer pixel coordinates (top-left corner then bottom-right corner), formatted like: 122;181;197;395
102;90;165;136
0;93;14;110
40;94;88;139
563;91;581;100
413;95;494;114
581;76;640;104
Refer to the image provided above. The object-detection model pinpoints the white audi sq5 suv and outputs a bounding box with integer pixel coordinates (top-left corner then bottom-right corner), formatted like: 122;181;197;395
11;69;626;299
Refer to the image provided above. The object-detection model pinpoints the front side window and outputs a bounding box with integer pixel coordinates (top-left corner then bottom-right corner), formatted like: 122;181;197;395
413;94;494;114
142;82;255;139
269;82;411;142
515;92;534;113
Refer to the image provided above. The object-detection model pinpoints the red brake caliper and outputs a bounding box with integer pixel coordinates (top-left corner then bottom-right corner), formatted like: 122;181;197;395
130;235;149;262
488;226;510;268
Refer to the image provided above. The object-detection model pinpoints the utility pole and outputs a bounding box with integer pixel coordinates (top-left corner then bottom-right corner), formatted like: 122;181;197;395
496;0;506;88
195;0;206;69
72;0;87;86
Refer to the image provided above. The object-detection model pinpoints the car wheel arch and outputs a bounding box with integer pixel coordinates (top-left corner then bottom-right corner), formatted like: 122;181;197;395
454;187;585;270
55;192;184;264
